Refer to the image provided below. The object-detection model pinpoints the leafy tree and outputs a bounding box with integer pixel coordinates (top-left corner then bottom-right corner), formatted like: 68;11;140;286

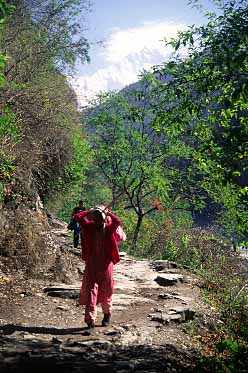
0;0;12;85
45;128;93;220
3;0;90;81
85;89;185;250
143;0;248;240
0;0;91;204
0;0;18;202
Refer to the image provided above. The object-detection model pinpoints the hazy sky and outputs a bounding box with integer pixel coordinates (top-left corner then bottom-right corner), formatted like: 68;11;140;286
71;0;219;107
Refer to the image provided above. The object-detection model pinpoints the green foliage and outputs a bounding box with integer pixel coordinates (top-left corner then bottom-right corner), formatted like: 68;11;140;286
83;0;248;252
0;0;12;90
0;1;18;202
140;0;248;241
0;107;16;137
217;338;240;354
0;0;91;205
215;337;248;372
0;0;92;229
85;90;171;249
45;129;93;221
198;339;248;373
64;131;92;184
204;261;248;339
0;54;7;86
161;239;178;261
85;88;199;250
2;0;90;79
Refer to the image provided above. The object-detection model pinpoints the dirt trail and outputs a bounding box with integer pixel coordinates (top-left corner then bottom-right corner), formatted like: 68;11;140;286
0;225;216;372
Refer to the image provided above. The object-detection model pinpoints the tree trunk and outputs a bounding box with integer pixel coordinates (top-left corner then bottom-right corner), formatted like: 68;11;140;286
131;214;143;252
111;185;117;209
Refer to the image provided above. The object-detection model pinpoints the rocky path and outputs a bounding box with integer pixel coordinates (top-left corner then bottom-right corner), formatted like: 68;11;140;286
0;225;217;372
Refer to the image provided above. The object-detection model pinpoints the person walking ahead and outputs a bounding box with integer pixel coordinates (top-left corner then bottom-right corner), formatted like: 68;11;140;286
74;206;121;328
68;200;85;248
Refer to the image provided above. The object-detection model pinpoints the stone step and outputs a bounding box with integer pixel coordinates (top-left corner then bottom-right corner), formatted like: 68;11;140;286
148;306;195;324
154;274;184;286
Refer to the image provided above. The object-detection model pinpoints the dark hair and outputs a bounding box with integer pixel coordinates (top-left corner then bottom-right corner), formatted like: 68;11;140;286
73;206;81;213
93;210;104;220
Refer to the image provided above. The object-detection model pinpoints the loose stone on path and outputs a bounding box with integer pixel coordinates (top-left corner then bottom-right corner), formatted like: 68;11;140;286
43;285;81;299
154;274;184;286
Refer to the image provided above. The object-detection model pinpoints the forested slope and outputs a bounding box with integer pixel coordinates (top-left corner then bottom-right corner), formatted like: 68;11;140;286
0;0;91;274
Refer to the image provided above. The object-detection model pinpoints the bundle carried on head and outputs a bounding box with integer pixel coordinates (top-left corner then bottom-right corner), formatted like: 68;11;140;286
87;205;107;221
88;205;126;243
93;205;107;220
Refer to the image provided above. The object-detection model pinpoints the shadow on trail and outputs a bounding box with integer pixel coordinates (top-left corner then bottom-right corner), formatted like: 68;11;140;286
0;329;224;373
0;342;201;373
0;323;85;335
0;323;238;372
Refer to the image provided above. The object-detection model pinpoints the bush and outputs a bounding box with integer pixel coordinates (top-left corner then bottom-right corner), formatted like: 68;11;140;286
0;204;58;276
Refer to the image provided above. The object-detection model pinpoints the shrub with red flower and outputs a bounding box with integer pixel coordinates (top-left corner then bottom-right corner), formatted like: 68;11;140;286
150;199;164;211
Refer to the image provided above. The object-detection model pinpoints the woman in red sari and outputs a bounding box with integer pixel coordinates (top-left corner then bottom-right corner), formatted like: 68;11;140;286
74;206;121;328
